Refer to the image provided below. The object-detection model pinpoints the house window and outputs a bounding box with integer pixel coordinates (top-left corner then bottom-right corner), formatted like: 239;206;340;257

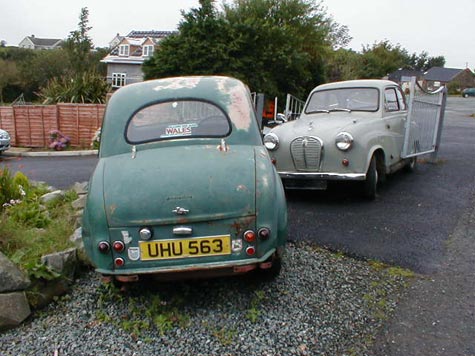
119;44;129;57
112;73;127;87
143;45;154;57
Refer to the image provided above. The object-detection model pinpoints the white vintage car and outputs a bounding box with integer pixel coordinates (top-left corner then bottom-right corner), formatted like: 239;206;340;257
264;80;417;199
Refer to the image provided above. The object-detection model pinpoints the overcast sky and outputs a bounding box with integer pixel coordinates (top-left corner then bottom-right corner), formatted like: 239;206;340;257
1;0;473;69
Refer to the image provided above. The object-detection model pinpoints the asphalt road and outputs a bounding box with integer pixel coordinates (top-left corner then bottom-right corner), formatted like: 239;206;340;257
1;97;474;275
0;155;98;190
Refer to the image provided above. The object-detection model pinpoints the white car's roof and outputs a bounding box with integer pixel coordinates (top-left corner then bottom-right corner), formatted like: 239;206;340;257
313;79;398;92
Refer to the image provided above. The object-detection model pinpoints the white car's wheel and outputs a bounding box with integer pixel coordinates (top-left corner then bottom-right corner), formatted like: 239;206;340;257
362;155;378;200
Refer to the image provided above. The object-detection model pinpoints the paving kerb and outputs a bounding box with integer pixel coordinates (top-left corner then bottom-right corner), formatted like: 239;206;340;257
3;147;98;157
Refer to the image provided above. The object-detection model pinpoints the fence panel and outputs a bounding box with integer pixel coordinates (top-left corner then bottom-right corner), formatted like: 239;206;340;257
0;104;105;148
0;107;16;143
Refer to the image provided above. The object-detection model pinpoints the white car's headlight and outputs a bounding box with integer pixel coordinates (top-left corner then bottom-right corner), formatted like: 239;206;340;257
335;132;353;151
264;133;279;151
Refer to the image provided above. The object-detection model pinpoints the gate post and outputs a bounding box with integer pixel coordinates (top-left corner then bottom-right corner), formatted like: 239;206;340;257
255;93;265;130
429;86;448;163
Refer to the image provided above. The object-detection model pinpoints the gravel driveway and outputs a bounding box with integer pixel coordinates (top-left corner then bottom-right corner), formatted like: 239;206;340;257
0;243;410;356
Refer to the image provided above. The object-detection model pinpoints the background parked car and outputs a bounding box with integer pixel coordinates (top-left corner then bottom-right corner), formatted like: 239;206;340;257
264;79;418;200
82;76;287;285
0;129;11;154
461;88;475;97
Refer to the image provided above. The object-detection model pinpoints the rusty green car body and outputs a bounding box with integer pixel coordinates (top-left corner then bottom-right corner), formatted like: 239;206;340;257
82;76;287;283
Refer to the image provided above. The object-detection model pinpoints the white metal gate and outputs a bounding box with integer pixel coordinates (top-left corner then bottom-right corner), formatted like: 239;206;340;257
401;76;447;161
284;93;305;121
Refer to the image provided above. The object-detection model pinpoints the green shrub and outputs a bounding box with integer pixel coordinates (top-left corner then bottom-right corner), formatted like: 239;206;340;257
0;167;22;208
0;170;76;271
8;201;50;228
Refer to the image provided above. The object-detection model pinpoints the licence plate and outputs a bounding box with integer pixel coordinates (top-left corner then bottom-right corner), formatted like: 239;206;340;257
139;235;231;261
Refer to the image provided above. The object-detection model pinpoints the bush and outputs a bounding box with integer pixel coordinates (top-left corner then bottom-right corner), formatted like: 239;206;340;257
0;167;23;209
0;171;76;272
38;71;110;104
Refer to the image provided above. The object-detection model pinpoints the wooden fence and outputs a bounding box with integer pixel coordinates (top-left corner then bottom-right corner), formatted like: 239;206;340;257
0;104;105;148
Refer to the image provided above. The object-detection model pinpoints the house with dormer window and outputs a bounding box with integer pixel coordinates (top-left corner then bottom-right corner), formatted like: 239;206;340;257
101;30;175;88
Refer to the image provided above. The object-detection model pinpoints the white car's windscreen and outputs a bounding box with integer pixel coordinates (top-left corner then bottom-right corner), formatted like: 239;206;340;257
306;88;379;113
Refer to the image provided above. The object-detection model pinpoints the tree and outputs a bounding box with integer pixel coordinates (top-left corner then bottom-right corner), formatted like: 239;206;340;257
143;0;343;102
63;7;94;74
144;0;233;78
0;59;19;103
359;40;410;79
38;7;110;104
223;0;338;98
408;51;446;71
325;48;361;82
18;49;70;99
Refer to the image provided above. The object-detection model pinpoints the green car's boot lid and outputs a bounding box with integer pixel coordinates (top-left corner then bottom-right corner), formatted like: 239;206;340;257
102;144;256;227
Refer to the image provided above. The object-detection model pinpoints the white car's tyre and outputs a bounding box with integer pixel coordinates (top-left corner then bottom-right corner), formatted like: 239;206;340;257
362;155;378;200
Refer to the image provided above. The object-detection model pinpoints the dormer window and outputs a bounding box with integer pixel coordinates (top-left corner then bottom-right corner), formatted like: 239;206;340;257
119;44;130;57
143;45;154;57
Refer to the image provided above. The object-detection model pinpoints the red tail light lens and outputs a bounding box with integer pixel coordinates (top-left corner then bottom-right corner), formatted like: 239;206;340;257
113;241;125;252
258;227;271;240
98;241;110;253
114;257;125;267
243;230;256;242
246;246;256;256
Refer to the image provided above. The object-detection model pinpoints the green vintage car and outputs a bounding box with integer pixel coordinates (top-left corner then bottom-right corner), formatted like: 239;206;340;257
82;76;287;283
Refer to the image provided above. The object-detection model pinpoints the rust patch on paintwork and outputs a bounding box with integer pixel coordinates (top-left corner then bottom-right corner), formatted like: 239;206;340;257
230;216;255;237
109;204;117;216
216;78;252;131
177;217;190;224
153;77;201;91
236;185;249;193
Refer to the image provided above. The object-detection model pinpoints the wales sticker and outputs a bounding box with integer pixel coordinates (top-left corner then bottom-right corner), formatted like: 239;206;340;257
161;123;198;138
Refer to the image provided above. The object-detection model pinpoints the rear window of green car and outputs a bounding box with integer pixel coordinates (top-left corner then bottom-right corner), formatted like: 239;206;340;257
126;100;231;143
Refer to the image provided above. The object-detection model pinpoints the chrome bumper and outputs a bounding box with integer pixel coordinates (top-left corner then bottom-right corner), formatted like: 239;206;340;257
279;171;366;181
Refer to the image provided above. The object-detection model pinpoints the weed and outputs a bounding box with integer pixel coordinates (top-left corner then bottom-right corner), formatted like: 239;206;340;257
213;326;237;345
368;260;388;271
246;290;266;323
95;284;190;338
387;266;415;279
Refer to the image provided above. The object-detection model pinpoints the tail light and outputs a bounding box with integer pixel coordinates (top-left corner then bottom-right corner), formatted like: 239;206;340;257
112;241;125;252
98;241;110;253
114;257;125;267
243;230;256;242
246;246;256;256
258;227;271;240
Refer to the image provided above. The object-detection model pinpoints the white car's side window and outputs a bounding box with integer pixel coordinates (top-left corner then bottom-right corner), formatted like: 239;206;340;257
396;88;407;111
384;88;399;112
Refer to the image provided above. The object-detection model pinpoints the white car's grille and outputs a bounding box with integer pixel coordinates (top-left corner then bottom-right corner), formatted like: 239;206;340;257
290;136;322;171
